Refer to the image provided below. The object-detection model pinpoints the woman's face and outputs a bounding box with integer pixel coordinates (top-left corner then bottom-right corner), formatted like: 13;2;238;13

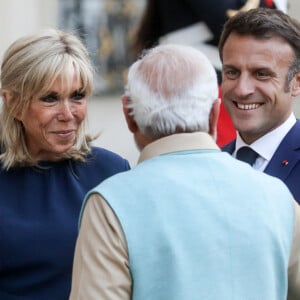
16;70;88;161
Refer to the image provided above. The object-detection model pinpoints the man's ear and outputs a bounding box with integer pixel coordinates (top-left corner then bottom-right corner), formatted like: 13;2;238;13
291;72;300;97
122;95;138;133
208;98;221;140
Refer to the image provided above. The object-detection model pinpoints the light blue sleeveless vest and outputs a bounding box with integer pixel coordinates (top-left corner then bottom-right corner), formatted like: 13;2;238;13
88;150;294;300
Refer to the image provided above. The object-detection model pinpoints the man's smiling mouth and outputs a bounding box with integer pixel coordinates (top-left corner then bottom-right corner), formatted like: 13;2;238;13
235;102;262;110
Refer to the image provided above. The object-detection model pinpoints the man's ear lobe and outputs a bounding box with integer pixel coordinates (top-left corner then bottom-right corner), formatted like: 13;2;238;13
208;98;221;140
122;95;138;133
291;73;300;97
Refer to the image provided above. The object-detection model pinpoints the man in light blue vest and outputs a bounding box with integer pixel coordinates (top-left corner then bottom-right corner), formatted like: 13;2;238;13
69;44;300;300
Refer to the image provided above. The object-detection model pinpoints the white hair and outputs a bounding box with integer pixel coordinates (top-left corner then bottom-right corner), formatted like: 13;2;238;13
125;44;218;138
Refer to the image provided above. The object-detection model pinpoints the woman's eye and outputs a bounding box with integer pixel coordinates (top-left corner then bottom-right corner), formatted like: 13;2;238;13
40;93;59;103
71;91;86;101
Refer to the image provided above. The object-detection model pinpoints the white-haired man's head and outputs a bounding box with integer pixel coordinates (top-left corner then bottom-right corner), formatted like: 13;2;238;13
123;44;219;146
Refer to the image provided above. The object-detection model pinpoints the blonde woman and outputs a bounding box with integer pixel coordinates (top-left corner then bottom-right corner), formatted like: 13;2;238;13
0;29;130;299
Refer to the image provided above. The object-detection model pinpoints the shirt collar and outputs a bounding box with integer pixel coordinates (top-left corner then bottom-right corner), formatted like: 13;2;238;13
138;132;220;164
235;113;296;161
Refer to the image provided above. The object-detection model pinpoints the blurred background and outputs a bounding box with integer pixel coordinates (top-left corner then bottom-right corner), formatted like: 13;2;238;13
0;0;299;166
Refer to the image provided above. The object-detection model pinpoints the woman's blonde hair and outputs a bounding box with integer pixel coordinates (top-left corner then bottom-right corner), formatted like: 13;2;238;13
0;29;95;169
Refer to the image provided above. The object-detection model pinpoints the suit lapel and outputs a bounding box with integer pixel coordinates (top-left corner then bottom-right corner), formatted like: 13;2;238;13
264;121;300;181
222;140;236;154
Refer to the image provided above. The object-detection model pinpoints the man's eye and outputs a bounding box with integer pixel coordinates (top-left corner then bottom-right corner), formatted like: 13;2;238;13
224;69;239;79
256;71;270;79
40;93;59;103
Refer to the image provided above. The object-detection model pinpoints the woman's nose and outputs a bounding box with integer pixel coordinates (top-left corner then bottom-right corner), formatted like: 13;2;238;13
57;100;74;121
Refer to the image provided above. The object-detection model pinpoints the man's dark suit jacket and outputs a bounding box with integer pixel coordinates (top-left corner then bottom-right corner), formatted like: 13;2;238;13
222;120;300;204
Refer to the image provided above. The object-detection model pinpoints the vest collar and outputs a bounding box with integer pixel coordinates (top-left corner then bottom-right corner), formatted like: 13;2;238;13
138;132;219;163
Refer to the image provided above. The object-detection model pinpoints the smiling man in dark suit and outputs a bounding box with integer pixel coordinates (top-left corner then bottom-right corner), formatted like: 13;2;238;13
220;8;300;204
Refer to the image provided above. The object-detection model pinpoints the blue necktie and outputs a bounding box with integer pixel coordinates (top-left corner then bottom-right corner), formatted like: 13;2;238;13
236;147;258;166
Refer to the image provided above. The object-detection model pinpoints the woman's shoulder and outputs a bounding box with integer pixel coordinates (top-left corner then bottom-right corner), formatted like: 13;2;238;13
70;146;130;186
90;146;128;162
82;146;130;172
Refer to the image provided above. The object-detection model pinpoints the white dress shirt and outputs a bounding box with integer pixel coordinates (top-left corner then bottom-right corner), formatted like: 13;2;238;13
234;113;296;171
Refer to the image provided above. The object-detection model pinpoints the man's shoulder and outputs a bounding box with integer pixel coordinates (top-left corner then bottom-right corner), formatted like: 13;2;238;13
271;120;300;157
221;139;236;153
282;120;300;145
